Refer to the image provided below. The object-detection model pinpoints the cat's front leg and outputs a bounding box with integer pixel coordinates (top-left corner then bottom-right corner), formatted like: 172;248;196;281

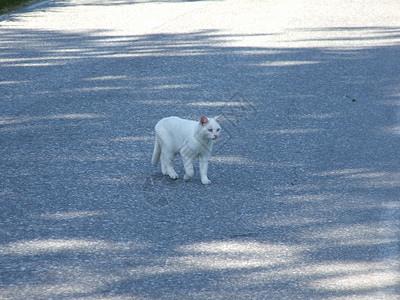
199;155;211;185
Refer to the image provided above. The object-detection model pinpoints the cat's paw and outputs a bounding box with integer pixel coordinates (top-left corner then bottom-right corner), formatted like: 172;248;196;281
183;174;192;181
201;178;211;185
169;173;178;180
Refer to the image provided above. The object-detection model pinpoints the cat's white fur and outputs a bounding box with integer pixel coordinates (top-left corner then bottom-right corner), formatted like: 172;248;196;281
152;116;221;184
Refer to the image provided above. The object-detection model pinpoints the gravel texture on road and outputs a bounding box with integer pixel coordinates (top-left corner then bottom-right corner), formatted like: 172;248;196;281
1;0;400;299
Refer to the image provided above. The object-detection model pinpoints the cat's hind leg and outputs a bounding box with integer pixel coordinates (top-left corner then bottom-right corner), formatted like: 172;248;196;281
160;158;168;176
162;151;178;180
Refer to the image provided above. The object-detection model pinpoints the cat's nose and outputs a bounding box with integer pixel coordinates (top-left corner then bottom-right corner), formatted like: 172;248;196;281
213;134;218;139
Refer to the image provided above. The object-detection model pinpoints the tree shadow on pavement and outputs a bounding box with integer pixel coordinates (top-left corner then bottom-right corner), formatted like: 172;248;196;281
0;25;399;299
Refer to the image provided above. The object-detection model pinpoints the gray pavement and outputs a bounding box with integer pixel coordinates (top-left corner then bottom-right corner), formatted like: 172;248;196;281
1;0;400;299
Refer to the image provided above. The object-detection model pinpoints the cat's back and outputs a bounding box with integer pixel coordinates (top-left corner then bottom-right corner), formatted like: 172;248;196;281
155;116;196;131
155;117;198;141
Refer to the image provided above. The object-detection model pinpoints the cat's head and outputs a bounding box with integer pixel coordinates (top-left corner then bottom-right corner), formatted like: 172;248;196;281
200;115;222;140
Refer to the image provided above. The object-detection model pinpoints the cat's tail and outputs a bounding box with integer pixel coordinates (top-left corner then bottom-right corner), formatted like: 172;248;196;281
151;137;161;166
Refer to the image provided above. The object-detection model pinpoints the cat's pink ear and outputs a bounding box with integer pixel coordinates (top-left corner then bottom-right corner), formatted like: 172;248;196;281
200;116;209;126
215;115;222;123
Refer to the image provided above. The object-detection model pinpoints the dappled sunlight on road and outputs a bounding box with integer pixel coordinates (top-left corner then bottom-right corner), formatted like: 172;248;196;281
187;101;255;107
310;265;399;293
0;113;104;126
170;241;300;270
300;223;399;247
39;210;106;220
1;235;398;298
211;155;303;168
94;135;154;142
313;168;400;189
1;0;400;299
0;238;143;256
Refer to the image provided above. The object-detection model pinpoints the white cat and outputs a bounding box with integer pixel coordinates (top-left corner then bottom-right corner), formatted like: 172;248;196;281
151;116;222;184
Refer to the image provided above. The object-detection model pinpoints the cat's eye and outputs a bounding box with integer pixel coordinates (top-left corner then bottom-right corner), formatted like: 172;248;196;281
216;128;220;132
208;129;213;132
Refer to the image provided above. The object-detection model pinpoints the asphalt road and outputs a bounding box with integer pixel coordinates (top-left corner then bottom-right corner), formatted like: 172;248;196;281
1;0;400;299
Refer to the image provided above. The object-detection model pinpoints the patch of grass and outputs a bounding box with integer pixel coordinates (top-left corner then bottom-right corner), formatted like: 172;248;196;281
0;0;35;15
